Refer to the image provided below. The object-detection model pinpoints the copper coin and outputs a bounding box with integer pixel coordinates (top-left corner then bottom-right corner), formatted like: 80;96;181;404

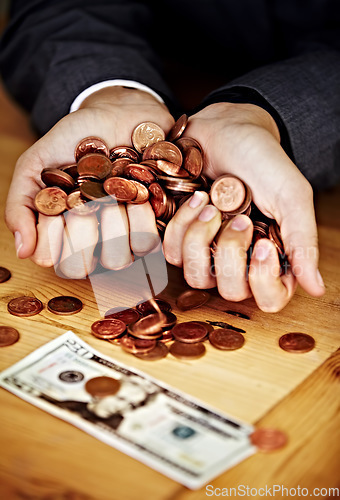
120;335;157;354
109;146;140;162
134;342;169;360
250;428;288;451
143;141;183;167
59;164;79;179
47;296;83;315
0;267;11;283
148;182;167;217
279;332;315;353
269;221;285;256
0;326;20;347
124;164;157;184
34;187;68;216
103;177;138;202
209;329;245;350
77;153;112;180
154;160;181;176
183;147;203;179
91;319;127;339
76;174;101;186
107;335;126;346
170;341;206;360
132;122;165;153
129;312;166;339
194;321;214;334
85;376;121;398
136;298;172;315
166;114;188;142
7;296;43;317
41;168;75;191
66;189;100;215
159;311;177;330
128;181;150;204
160;329;174;343
210;175;246;212
110;158;132;176
104;307;141;325
75;136;109;161
171;321;208;344
80;181;109;202
175;136;203;154
176;289;210;311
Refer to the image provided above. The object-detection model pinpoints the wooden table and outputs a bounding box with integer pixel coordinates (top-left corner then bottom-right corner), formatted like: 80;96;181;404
0;81;339;500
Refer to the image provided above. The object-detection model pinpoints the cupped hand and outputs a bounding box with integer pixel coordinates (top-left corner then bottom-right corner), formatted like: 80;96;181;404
5;87;174;278
163;102;325;312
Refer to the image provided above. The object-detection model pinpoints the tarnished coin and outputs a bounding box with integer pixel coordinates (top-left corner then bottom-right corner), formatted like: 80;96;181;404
134;342;169;360
183;147;203;179
7;296;43;317
209;329;245;350
166;114;188;142
170;341;206;360
210;175;246;212
136;298;172;315
77;153;112;179
34;187;68;216
120;335;157;354
85;376;121;398
250;428;288;452
0;267;11;283
66;189;100;215
80;181;109;202
176;289;210;311
59;370;84;383
171;322;208;343
91;319;127;339
47;296;83;315
109;146;140;162
148;182;167;217
75;136;109;161
128;181;150;204
143;141;183;167
0;326;20;347
279;332;315;353
41;168;75;191
103;177;138;202
105;307;141;325
132;122;165;153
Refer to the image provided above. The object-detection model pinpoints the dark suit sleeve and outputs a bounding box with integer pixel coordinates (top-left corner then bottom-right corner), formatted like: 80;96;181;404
0;0;175;134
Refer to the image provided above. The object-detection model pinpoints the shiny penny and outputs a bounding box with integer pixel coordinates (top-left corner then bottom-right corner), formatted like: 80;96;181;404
183;147;203;179
128;181;150;204
279;332;315;353
0;266;11;283
210;174;246;212
169;341;206;360
176;289;210;311
166;114;188;142
91;319;126;339
41;168;75;191
134;342;169;361
77;153;112;180
171;321;208;344
250;428;288;452
124;164;157;184
104;307;141;325
103;177;138;202
209;329;245;350
132;122;165;153
34;187;68;216
0;326;20;347
7;296;43;317
109;146;140;162
85;376;121;398
148;182;167;217
75;136;109;162
129;312;166;338
47;296;83;315
143;141;183;167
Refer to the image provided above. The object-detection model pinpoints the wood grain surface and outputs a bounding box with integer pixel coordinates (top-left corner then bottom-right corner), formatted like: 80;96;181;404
0;79;339;500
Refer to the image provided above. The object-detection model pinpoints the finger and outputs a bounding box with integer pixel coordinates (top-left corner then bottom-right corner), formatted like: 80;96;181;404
59;212;99;279
100;204;132;270
30;214;64;267
163;191;210;266
214;215;253;301
126;202;160;256
249;238;297;312
182;204;221;289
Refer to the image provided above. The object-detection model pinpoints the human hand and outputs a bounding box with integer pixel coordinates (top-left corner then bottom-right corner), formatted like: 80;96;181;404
163;102;325;312
5;87;174;278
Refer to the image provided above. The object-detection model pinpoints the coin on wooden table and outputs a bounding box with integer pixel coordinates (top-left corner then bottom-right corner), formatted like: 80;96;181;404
47;296;83;315
7;296;43;317
131;122;165;153
77;153;112;179
250;428;288;451
194;321;214;334
0;267;11;283
91;319;127;340
279;332;315;353
134;342;169;360
160;329;174;343
80;181;109;202
166;114;188;142
109;146;140;163
176;289;210;311
128;181;150;204
148;182;167;218
120;335;157;354
183;147;203;179
85;376;121;398
34;187;68;216
129;312;166;339
0;326;20;347
169;341;206;360
41;168;75;191
171;322;208;343
136;298;172;315
210;174;246;212
75;136;109;161
105;307;141;325
66;189;100;215
103;177;138;202
143;141;183;167
209;329;245;350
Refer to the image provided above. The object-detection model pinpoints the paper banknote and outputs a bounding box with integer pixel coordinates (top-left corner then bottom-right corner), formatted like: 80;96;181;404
0;331;255;489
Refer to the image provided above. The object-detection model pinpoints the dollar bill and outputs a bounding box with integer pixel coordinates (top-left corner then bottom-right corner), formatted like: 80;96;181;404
0;331;256;489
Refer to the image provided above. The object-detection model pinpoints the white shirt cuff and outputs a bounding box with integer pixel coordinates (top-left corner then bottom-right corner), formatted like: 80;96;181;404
69;79;165;112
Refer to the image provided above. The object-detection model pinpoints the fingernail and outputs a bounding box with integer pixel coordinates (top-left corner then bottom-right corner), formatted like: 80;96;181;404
316;269;325;288
189;191;204;208
198;205;219;222
231;215;251;231
15;231;23;257
254;242;271;261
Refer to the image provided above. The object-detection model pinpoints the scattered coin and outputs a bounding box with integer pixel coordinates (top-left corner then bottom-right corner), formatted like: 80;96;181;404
209;329;245;350
250;428;288;451
0;267;11;283
120;335;157;355
7;296;43;317
85;376;121;398
171;321;209;343
136;298;172;315
170;341;206;360
0;326;20;347
176;289;210;311
132;122;165;153
47;296;83;315
134;342;169;360
279;332;315;353
91;319;127;339
129;312;167;339
105;307;141;325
